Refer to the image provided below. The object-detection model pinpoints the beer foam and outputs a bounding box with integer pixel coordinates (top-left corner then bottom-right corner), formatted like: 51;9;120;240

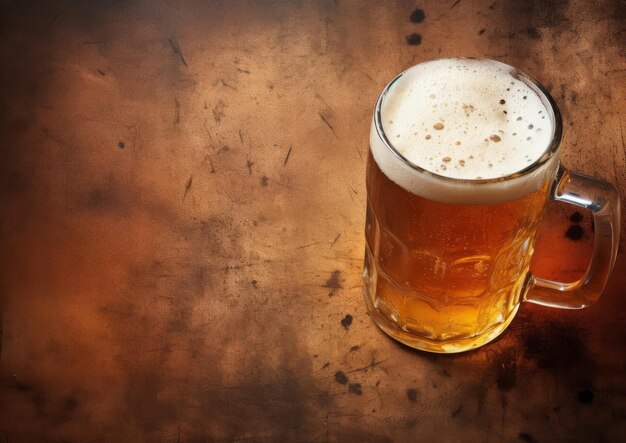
371;58;560;204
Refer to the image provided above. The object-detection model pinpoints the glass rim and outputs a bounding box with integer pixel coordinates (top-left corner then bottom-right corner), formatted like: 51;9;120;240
373;57;563;185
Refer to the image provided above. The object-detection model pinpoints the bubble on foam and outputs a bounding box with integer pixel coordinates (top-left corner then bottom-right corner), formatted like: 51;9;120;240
370;58;560;204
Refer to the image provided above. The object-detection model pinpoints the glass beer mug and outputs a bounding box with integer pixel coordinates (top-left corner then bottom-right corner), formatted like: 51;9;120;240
363;58;620;353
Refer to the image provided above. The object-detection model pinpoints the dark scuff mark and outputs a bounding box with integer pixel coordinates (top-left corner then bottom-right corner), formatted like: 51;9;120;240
237;68;250;74
251;279;257;289
578;389;594;404
346;359;387;374
559;84;567;101
478;28;486;35
295;241;322;250
565;224;584;240
203;118;214;143
220;79;237;90
451;405;462;417
208;157;216;173
97;68;105;76
410;9;425;23
348;383;362;395
246;159;254;176
183;176;193;199
406;388;419;403
341;314;353;330
118;141;125;149
334;371;348;385
168;37;188;67
174;98;180;125
213;101;225;124
330;233;341;249
318;112;338;138
494;349;517;391
518;431;535;442
569;211;583;223
355;145;363;161
451;0;462;9
322;362;330;369
260;176;269;187
349;345;360;352
48;10;64;26
323;270;342;289
406;33;422;45
283;146;293;166
439;369;452;378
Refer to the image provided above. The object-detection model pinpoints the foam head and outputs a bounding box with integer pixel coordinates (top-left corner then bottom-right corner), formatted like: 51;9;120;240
370;58;560;204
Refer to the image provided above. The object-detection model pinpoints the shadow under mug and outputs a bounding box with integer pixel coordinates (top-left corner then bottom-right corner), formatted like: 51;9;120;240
363;58;621;353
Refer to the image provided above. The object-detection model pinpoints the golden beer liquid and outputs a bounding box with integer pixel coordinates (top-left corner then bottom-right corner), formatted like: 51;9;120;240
363;151;550;352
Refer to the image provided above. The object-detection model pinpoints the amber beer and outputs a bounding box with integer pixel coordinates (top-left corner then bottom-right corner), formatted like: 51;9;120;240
364;58;562;352
364;153;550;352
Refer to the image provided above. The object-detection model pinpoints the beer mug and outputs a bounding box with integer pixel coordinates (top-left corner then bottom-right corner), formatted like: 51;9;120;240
363;58;620;353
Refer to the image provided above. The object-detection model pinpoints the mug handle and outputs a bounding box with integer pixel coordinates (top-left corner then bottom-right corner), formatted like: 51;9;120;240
525;165;621;309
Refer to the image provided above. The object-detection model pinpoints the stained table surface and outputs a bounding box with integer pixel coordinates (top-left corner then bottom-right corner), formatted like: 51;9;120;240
1;1;625;441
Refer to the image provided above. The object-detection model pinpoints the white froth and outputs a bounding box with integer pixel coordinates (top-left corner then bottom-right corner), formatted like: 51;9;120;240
370;58;560;204
383;59;552;179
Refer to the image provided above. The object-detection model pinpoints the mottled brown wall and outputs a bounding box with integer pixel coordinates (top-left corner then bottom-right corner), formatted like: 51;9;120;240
0;1;624;442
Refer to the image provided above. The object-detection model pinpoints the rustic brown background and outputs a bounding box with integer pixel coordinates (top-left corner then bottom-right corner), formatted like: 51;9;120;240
0;0;624;441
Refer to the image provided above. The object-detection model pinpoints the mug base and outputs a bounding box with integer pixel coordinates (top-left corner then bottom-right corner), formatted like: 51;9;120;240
363;287;520;353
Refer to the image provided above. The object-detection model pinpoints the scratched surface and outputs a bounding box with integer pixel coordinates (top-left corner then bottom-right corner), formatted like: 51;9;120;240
0;0;625;441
